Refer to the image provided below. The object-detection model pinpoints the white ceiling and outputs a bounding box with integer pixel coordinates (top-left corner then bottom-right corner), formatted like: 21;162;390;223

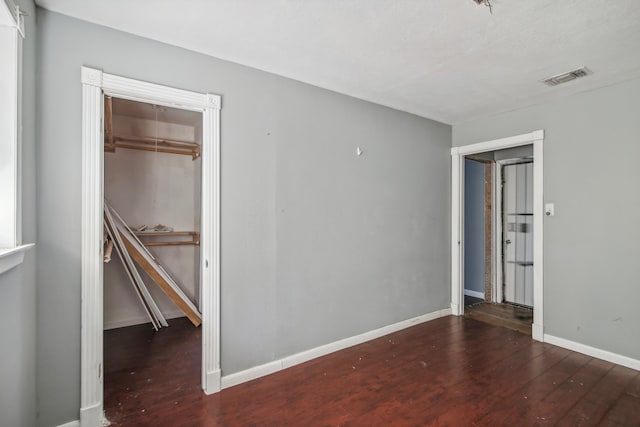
37;0;640;124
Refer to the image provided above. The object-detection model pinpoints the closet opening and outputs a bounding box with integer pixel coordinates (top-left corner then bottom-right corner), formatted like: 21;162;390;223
102;96;203;424
80;68;221;426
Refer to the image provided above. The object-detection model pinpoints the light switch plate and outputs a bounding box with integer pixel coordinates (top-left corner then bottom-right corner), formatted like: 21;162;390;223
545;203;555;217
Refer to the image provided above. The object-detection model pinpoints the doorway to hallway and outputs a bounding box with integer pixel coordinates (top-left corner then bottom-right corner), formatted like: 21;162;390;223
462;146;534;335
451;129;544;340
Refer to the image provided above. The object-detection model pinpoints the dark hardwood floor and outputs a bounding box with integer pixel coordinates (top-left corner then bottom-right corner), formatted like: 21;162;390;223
104;316;640;426
104;318;202;425
465;300;533;335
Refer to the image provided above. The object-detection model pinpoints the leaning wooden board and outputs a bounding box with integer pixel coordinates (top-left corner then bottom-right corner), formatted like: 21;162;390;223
118;226;202;327
104;206;167;330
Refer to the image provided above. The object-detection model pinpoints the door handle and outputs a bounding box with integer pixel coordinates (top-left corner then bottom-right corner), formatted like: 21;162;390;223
505;239;512;244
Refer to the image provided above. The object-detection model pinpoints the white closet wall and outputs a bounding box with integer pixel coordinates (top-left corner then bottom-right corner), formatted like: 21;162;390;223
104;106;202;329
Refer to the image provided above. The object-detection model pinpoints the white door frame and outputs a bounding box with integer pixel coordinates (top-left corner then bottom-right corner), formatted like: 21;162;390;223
451;130;544;341
80;67;222;427
494;158;534;305
493;161;502;304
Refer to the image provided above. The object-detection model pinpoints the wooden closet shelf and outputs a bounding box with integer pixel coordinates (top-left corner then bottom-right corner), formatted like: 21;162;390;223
104;135;201;160
143;241;200;247
134;230;200;247
134;231;199;237
103;96;200;159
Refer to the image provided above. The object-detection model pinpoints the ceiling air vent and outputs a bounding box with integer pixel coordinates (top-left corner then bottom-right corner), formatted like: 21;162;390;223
542;67;593;87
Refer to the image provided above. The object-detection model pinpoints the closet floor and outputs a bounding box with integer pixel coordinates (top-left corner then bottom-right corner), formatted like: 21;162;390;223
104;317;201;426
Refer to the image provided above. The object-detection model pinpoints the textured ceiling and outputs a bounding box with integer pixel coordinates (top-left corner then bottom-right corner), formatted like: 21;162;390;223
37;0;640;124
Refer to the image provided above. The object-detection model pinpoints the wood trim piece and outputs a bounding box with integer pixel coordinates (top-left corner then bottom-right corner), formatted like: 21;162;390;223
0;243;34;275
105;217;157;328
1;0;25;36
494;163;504;304
201;94;222;394
118;226;202;327
451;130;544;156
0;27;20;247
532;139;544;340
544;334;640;372
450;154;463;316
104;206;166;330
484;163;492;301
80;71;105;427
101;72;221;112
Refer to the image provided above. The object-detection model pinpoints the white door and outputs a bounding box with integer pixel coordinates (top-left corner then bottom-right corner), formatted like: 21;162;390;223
503;162;533;307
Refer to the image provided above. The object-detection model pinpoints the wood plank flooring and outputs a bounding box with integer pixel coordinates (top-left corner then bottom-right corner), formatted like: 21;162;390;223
465;301;533;335
104;316;640;426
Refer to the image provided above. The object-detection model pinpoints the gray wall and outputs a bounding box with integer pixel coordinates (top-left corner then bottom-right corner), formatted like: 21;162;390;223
454;77;640;362
0;0;37;426
494;145;533;161
36;10;451;426
464;159;485;295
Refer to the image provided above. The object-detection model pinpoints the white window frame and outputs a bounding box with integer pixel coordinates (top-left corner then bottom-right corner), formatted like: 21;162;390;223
0;0;33;275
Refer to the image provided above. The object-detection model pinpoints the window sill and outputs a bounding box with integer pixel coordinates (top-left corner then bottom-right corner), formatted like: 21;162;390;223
0;243;35;275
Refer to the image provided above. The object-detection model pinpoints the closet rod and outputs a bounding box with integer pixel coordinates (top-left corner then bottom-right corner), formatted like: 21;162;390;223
107;142;199;159
105;135;201;159
115;135;200;148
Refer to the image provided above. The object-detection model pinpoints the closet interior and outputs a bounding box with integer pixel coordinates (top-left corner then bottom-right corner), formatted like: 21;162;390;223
103;96;203;331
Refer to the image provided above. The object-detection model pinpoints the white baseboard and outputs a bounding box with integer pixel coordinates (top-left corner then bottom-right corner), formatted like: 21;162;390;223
532;323;543;341
222;359;282;389
221;307;452;389
103;310;185;330
544;333;640;372
450;302;462;316
204;369;221;395
57;421;80;427
79;401;101;427
463;289;484;299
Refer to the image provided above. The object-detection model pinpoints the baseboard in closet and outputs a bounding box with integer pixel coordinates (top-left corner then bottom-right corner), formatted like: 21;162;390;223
104;310;186;330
